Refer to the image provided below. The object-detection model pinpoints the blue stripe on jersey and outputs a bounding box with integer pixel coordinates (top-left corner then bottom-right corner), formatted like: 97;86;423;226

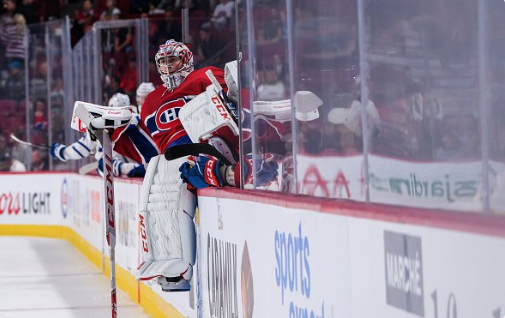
72;145;84;158
127;127;158;162
77;140;91;152
146;115;157;135
167;134;192;149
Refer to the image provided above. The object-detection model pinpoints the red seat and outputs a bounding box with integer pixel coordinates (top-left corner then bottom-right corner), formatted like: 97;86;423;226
2;114;25;134
0;99;17;115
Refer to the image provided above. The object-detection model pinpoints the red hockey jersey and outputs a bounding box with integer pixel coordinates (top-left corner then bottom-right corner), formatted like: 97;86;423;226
113;66;227;163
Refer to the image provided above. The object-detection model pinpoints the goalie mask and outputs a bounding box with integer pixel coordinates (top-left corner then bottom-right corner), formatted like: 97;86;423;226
108;92;131;108
155;39;194;91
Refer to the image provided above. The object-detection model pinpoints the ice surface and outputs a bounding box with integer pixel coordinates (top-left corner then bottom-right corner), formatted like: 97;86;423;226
0;236;150;318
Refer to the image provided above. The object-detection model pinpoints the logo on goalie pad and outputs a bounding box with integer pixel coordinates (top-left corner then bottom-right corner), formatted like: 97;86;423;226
211;96;231;121
139;214;149;253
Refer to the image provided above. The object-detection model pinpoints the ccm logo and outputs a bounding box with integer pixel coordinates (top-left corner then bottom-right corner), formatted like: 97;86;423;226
139;214;149;253
211;96;230;120
104;153;115;246
104;154;115;228
204;159;219;187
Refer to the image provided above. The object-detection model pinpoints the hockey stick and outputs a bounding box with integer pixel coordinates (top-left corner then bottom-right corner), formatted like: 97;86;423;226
78;161;99;175
102;129;117;318
10;134;50;149
70;101;122;316
205;69;239;124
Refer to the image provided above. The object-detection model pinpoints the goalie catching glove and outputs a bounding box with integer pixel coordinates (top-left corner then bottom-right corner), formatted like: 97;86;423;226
71;101;136;139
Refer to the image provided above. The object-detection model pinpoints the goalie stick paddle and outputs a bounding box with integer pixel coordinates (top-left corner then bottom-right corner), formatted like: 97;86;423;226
10;134;51;149
78;161;99;175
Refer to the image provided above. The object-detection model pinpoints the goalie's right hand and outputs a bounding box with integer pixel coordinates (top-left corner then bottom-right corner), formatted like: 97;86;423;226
50;143;67;162
179;156;226;189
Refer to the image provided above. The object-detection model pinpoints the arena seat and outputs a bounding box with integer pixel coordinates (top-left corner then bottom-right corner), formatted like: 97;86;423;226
0;99;18;116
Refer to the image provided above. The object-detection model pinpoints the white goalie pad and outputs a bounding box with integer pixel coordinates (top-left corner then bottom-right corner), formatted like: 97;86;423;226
222;60;323;122
137;154;197;280
253;91;324;122
179;84;239;143
71;101;136;133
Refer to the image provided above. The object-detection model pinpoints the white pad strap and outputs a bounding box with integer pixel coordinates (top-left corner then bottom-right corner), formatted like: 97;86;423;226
137;155;196;280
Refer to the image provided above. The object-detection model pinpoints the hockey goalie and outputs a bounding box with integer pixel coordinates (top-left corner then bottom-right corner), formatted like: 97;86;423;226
73;39;322;292
72;39;235;291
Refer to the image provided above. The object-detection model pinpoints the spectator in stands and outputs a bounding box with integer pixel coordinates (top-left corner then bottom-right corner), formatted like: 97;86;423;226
0;135;26;172
31;148;48;171
114;22;133;54
0;3;27;66
256;9;283;47
257;67;286;101
211;0;235;30
336;124;362;154
77;0;96;33
119;56;137;99
100;0;121;21
327;98;380;154
1;0;16;26
435;132;461;160
33;98;48;131
194;22;220;67
2;60;24;101
29;59;48;101
71;0;96;45
151;9;181;46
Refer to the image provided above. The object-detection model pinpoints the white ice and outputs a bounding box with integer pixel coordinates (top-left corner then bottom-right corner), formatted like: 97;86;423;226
0;236;150;318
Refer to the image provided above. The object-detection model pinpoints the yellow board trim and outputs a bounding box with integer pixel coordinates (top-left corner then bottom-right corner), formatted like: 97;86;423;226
0;225;184;318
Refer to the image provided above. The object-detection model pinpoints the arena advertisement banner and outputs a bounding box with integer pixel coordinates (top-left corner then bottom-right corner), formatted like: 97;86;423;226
0;174;66;225
113;179;142;273
348;219;505;318
198;192;505;318
297;154;365;201
296;154;505;213
68;175;104;251
197;195;353;318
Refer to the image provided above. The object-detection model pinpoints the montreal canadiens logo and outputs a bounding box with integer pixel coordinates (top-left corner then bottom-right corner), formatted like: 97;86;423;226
61;179;68;218
155;98;186;131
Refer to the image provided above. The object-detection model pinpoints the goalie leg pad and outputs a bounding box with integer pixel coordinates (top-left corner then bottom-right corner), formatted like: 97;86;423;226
137;154;197;283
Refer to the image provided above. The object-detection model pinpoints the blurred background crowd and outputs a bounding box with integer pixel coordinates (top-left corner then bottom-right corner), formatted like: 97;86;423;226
0;0;503;214
0;0;237;172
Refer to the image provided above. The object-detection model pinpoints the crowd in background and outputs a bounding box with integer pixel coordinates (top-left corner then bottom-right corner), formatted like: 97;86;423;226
245;0;505;165
0;0;236;172
0;0;503;173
